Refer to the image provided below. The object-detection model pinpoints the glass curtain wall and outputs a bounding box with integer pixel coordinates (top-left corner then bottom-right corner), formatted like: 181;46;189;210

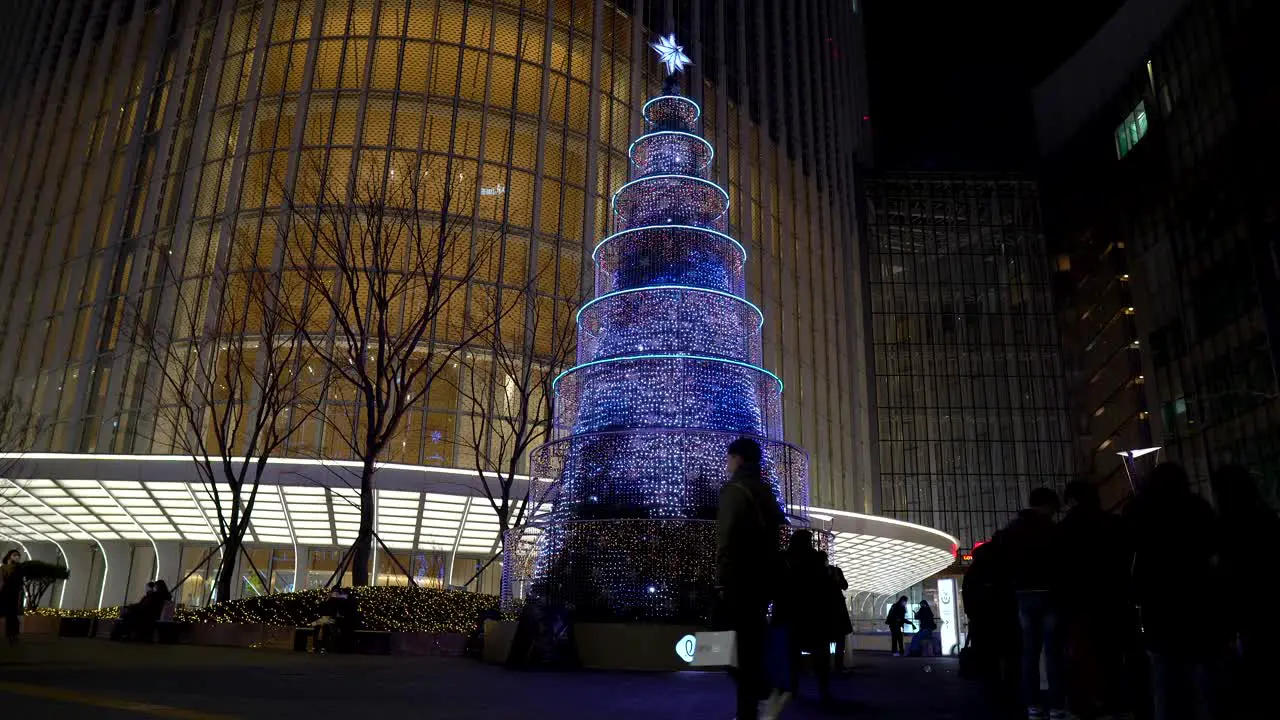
867;174;1074;545
0;0;870;524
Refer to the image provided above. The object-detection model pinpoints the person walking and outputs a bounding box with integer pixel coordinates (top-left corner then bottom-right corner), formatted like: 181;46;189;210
886;596;912;656
716;437;786;720
0;549;24;644
822;553;852;674
1125;462;1223;720
1212;465;1280;719
773;531;832;705
998;487;1065;720
1057;480;1129;718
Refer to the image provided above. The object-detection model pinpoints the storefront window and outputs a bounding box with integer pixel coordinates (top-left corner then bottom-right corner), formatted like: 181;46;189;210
241;548;272;598
176;545;219;607
376;550;447;588
269;547;296;593
308;548;351;589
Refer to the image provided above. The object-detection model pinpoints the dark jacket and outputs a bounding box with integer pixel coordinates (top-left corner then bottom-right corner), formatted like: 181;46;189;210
886;602;909;629
998;509;1058;593
0;563;23;615
772;544;829;645
1124;485;1220;653
1057;505;1127;614
715;464;785;593
916;603;937;632
827;566;854;638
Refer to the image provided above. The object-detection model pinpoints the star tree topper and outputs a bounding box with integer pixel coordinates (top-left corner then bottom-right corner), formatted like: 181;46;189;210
651;34;691;76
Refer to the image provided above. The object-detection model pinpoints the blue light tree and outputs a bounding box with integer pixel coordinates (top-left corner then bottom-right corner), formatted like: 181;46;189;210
514;38;809;623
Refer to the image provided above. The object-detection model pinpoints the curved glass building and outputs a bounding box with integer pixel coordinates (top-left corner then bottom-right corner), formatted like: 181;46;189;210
0;1;921;611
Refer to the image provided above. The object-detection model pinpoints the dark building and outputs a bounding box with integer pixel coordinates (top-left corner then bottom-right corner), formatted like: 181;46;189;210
1034;0;1280;506
865;173;1074;545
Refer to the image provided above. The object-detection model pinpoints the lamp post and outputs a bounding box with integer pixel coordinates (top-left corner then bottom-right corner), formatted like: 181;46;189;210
1115;446;1162;490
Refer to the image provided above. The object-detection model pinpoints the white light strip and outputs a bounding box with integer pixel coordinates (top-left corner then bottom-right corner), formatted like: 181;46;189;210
0;453;533;485
2;479;109;608
575;285;764;330
592;223;747;264
94;480;160;582
0;515;66;608
791;504;960;549
642;94;702;121
627;131;714;172
610;174;730;218
277;484;299;592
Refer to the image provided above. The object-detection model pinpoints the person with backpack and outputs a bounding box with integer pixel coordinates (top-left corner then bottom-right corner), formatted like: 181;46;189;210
716;437;787;720
885;596;913;656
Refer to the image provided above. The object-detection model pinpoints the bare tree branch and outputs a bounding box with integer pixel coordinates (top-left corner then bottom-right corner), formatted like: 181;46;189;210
130;234;327;602
275;152;507;586
455;271;581;552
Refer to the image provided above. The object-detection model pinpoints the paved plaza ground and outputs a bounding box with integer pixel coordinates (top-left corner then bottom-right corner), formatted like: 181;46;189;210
0;638;991;719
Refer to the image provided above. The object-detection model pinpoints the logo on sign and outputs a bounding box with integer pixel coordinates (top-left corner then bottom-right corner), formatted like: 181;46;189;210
675;634;697;663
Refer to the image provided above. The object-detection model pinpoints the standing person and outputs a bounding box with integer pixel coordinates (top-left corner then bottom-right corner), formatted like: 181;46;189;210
822;553;852;674
716;437;786;720
773;531;832;705
1125;462;1223;720
0;550;24;644
1057;480;1129;718
1212;465;1280;719
963;533;1022;718
885;596;912;656
912;600;937;656
998;487;1065;720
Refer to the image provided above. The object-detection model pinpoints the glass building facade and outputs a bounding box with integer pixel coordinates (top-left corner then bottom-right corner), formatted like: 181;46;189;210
0;0;873;606
1035;0;1280;506
866;173;1074;545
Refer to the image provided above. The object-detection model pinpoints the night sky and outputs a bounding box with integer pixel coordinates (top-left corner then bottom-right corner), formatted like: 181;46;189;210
863;0;1125;171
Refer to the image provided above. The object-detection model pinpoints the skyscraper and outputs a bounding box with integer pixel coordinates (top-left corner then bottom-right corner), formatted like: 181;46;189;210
865;173;1074;545
1035;0;1280;505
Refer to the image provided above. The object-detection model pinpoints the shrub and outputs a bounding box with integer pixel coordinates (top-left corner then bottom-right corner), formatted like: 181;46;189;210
182;586;502;634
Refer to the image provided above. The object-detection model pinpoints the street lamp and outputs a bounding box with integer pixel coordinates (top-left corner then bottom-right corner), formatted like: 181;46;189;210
1115;446;1162;490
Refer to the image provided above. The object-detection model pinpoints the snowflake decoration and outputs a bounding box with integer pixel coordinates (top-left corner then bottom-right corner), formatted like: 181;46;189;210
650;34;691;76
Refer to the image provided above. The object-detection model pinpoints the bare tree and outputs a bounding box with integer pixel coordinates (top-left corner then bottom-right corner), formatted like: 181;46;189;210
279;153;502;586
133;240;326;603
456;279;579;570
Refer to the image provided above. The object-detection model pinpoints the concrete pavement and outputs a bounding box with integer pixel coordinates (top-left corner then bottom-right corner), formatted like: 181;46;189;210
0;638;990;719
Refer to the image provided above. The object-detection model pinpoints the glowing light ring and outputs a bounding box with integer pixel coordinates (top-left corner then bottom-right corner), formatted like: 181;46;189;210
554;354;784;393
643;95;702;122
592;224;747;264
575;285;764;330
611;174;730;216
628;131;714;173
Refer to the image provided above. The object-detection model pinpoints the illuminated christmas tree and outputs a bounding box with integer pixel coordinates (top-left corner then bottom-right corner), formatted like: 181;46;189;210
517;36;809;623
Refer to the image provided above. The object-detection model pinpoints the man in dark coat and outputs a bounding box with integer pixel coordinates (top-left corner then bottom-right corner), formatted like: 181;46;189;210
1125;463;1223;720
998;487;1064;720
1057;480;1128;717
716;437;786;720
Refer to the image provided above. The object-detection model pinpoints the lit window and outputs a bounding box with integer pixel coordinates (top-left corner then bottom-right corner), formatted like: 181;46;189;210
1115;101;1149;159
1055;254;1071;272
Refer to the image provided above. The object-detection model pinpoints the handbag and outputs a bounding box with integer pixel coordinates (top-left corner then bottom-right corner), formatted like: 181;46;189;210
690;630;738;667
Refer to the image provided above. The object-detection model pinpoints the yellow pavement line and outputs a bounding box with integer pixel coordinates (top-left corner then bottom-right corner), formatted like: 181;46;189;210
0;681;237;720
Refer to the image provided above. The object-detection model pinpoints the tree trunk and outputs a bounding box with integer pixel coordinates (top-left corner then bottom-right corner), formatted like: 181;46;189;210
350;460;376;586
215;532;243;604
